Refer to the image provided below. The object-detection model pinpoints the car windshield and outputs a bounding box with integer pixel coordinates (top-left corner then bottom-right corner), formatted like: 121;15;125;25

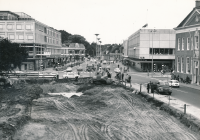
160;82;169;85
68;73;74;75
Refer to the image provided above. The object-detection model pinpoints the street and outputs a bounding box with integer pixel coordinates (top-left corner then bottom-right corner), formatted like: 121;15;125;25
49;60;200;109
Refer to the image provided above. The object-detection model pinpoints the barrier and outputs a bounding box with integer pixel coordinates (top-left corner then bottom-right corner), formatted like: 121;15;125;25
0;73;57;79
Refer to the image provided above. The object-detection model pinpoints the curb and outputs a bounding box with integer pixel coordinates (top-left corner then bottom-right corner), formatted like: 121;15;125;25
115;82;200;134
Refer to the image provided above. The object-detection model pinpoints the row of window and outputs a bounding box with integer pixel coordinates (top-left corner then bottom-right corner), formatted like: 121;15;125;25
177;36;198;51
47;29;60;38
33;48;84;55
0;24;33;30
177;57;192;73
0;34;33;40
46;36;60;45
149;48;174;55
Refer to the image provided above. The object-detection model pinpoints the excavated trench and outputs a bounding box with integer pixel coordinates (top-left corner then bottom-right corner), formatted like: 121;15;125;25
0;81;200;140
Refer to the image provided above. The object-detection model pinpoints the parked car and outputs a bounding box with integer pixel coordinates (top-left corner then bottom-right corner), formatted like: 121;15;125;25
156;81;172;95
63;72;80;79
169;80;180;88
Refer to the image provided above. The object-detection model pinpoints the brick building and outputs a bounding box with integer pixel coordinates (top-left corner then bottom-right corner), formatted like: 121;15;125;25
174;1;200;84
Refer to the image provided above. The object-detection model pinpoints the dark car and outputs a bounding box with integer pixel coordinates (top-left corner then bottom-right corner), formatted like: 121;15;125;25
156;81;172;95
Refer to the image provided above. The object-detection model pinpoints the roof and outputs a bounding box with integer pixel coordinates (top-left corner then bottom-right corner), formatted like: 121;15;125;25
176;8;196;28
0;11;19;17
175;7;200;29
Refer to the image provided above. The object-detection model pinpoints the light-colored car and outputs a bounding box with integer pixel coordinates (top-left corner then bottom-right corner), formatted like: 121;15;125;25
156;81;172;95
63;72;80;79
169;80;180;88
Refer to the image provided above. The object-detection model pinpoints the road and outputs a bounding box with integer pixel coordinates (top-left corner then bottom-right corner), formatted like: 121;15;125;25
56;60;200;109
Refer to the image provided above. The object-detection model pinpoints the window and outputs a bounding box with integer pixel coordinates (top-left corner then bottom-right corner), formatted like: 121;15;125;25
195;36;199;49
25;25;31;30
177;57;180;72
164;49;169;54
187;38;190;50
0;24;3;29
181;57;184;73
191;58;193;74
27;35;33;40
182;38;184;50
186;57;190;73
178;38;180;50
16;25;22;30
149;48;152;54
0;33;5;38
9;34;15;40
7;24;13;30
17;34;24;40
191;37;193;50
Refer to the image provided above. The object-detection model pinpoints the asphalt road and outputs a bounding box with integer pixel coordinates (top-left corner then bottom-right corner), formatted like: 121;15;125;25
57;60;200;109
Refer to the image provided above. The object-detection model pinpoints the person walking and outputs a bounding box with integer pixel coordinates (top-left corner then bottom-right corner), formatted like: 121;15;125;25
147;82;150;93
121;73;124;81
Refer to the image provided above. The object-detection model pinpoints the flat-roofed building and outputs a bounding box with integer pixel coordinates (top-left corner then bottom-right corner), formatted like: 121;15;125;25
126;29;175;72
0;11;62;71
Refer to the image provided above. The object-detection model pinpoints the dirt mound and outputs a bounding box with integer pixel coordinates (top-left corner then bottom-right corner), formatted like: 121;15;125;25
13;85;200;140
40;83;78;94
0;84;43;139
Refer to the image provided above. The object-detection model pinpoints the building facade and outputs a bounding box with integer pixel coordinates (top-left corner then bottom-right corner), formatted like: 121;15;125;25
126;29;175;72
0;11;85;71
174;1;200;84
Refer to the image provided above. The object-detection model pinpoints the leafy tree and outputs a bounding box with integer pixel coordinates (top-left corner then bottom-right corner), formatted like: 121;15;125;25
59;30;72;43
0;38;28;72
67;34;86;44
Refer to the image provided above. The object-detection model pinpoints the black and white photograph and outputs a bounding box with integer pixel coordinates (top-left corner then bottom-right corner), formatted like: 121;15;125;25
0;0;200;139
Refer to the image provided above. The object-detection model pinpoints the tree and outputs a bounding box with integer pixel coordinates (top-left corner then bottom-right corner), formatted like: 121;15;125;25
59;30;72;43
67;34;86;44
0;38;28;72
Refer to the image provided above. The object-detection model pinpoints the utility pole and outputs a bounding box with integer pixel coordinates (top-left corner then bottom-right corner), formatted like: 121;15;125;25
95;34;99;59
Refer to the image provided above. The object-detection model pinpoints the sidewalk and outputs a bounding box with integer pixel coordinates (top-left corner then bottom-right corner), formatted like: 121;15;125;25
120;81;200;120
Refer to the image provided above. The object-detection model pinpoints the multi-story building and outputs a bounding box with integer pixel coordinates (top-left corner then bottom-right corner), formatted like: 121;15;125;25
174;0;200;84
126;29;175;72
0;11;85;71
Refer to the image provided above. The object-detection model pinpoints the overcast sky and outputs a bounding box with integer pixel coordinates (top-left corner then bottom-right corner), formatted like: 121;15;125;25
0;0;195;44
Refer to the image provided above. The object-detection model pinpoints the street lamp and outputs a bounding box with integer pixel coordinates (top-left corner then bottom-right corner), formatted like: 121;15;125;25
95;34;99;58
150;29;156;77
97;38;100;59
99;41;102;59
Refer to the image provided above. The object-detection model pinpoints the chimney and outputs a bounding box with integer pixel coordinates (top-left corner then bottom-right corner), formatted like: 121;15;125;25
196;0;200;7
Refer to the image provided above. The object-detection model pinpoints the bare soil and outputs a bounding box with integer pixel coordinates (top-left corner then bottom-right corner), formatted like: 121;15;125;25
1;82;200;140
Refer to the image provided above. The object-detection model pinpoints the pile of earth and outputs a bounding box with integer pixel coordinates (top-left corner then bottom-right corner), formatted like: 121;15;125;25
11;84;200;140
0;82;43;139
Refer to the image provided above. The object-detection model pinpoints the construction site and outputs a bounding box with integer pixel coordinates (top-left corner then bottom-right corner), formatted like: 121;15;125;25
0;79;200;140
